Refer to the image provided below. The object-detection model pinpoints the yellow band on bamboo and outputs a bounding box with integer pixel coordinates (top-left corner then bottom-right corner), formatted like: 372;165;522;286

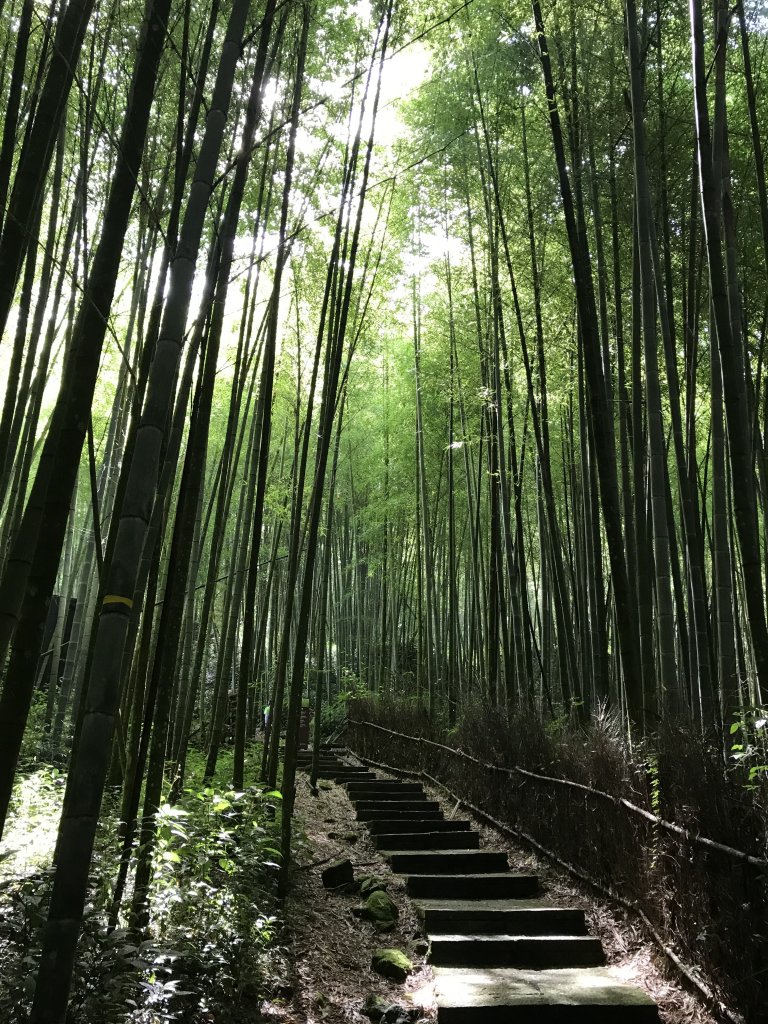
103;594;134;609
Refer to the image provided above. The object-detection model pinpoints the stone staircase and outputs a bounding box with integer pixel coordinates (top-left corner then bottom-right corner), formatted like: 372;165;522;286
302;753;660;1023
295;747;377;785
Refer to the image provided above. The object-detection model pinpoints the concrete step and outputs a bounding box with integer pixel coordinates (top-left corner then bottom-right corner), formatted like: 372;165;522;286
387;850;509;875
375;830;481;851
317;776;379;786
367;818;471;835
416;899;587;936
349;790;427;802
434;966;659;1022
297;749;343;757
296;758;349;767
297;764;347;773
429;933;605;968
353;797;437;811
356;806;443;822
346;781;424;795
406;873;539;900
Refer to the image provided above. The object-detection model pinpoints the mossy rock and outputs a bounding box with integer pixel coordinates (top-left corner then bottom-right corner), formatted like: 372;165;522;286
362;993;390;1020
319;780;333;791
371;948;412;981
358;873;388;898
361;890;399;932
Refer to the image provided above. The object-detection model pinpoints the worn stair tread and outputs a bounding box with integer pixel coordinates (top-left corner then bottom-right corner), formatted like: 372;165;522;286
434;966;658;1021
296;755;347;760
355;800;440;812
350;789;427;797
416;900;587;935
348;787;425;797
352;798;430;806
357;808;443;821
354;795;436;804
296;754;346;760
416;897;576;913
367;818;471;834
352;786;430;794
299;764;370;771
406;873;539;899
325;774;378;782
348;782;423;790
319;770;377;777
387;850;509;874
375;831;481;850
429;934;605;968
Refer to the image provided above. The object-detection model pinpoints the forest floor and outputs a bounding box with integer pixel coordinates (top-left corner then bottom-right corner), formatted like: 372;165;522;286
264;753;720;1024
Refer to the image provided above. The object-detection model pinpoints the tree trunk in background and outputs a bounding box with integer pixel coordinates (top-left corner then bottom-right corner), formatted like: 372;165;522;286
0;0;96;338
690;0;768;694
532;0;643;728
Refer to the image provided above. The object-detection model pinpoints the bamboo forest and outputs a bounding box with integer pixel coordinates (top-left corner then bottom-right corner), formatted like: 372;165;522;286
0;0;767;1021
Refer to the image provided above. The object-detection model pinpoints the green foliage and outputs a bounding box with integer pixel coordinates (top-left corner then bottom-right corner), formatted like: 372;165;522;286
319;671;368;738
0;747;282;1023
139;783;282;1020
16;693;49;769
728;707;768;788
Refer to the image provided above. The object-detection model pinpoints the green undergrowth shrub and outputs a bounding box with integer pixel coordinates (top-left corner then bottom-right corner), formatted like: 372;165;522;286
0;743;283;1023
135;780;283;1022
350;695;768;1021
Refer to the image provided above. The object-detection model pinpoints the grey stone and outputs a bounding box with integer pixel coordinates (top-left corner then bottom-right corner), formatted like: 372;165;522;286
321;858;354;889
381;1007;419;1024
